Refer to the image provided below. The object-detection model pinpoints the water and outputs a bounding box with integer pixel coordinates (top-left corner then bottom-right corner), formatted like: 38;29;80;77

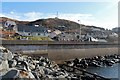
86;63;120;79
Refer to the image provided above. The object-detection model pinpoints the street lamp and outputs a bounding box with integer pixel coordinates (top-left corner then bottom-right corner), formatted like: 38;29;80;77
78;20;81;41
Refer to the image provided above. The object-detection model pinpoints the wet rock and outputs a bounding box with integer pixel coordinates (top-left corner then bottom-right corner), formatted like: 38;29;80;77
64;54;120;69
2;69;19;79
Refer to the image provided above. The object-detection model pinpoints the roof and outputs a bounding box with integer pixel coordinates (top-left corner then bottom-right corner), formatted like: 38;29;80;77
0;30;15;35
17;24;48;33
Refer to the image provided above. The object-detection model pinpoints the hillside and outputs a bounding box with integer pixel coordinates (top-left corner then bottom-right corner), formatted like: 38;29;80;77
0;17;105;31
27;18;80;30
0;17;118;42
0;17;29;24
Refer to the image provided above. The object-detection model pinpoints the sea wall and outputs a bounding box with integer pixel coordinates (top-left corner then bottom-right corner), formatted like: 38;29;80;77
2;40;118;63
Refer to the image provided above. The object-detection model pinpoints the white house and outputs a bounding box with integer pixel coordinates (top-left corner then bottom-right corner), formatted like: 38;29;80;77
16;24;49;37
4;20;17;31
49;30;61;38
57;32;81;41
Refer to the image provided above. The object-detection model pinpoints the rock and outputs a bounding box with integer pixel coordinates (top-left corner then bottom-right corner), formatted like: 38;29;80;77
2;69;19;79
0;46;13;78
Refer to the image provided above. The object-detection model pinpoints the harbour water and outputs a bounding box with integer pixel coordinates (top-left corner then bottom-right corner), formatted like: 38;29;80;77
86;63;120;79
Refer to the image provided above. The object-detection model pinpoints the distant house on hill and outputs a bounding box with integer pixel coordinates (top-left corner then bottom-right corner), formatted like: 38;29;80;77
55;25;66;31
0;22;3;29
49;30;61;38
4;20;17;31
0;30;16;38
16;24;48;37
112;27;119;33
0;21;16;38
56;32;81;41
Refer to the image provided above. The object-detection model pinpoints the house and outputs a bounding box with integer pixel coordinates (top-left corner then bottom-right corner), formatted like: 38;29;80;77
57;32;73;41
48;30;61;38
56;25;66;31
81;34;107;42
57;32;81;41
0;22;16;38
0;30;16;38
16;24;49;37
0;22;3;29
112;27;119;33
4;20;17;31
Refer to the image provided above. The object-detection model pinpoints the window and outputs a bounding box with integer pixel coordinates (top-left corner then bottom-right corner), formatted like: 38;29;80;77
28;33;31;35
63;36;65;37
38;33;40;35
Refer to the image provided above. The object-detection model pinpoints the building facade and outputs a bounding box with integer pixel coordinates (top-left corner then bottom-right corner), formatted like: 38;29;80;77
17;24;49;37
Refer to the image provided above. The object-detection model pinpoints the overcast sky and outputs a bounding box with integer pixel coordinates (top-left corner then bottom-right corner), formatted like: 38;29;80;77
0;1;119;29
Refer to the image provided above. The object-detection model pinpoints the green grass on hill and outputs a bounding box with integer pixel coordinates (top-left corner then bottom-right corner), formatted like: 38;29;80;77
28;36;53;41
13;36;53;41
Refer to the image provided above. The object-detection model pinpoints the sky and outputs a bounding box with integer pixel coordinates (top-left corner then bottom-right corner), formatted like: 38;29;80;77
0;1;119;29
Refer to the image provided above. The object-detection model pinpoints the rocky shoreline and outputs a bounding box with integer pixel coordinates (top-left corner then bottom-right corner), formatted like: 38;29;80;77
63;54;120;69
0;48;119;80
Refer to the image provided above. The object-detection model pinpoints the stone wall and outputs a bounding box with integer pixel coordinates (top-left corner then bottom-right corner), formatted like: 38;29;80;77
2;40;118;63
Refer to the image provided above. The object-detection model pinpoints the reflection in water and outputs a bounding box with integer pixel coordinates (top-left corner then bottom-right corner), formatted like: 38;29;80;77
86;63;119;78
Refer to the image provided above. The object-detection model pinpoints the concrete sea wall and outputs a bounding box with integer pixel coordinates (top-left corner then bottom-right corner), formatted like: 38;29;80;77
2;40;119;63
48;48;118;63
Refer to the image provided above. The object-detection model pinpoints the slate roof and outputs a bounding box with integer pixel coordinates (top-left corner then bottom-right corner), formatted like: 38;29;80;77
17;24;48;33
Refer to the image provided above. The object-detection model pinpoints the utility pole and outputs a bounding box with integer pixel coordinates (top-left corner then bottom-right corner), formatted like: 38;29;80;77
57;11;58;18
78;20;81;41
55;11;59;19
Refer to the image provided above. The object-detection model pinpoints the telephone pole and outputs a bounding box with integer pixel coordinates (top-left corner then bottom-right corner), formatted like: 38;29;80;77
57;11;58;18
78;20;81;41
